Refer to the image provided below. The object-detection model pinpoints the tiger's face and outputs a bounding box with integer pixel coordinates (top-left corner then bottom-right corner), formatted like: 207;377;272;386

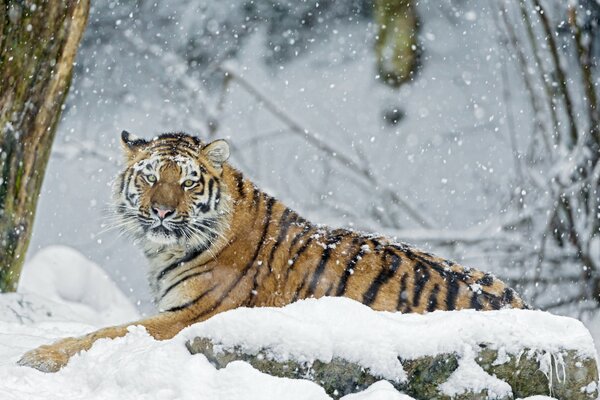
114;131;230;249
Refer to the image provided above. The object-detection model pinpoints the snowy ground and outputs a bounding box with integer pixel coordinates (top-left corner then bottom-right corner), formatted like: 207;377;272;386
0;247;593;399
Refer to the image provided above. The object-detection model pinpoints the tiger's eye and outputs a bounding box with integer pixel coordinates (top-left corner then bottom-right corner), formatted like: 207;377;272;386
183;179;194;188
146;175;157;183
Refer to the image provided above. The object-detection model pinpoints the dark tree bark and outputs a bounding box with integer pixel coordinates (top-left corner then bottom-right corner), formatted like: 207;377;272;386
374;0;419;88
0;0;90;291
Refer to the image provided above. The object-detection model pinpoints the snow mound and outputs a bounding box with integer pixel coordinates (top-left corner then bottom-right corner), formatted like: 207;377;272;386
181;297;597;381
341;381;414;400
0;324;412;400
18;246;139;325
517;397;558;400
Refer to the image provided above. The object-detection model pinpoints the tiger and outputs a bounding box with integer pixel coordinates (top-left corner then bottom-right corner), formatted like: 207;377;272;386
18;131;526;372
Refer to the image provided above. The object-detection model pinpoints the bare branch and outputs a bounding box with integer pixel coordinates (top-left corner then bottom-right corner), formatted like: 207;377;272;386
221;63;435;229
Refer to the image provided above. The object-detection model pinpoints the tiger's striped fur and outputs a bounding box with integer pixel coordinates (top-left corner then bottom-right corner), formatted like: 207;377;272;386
18;131;526;372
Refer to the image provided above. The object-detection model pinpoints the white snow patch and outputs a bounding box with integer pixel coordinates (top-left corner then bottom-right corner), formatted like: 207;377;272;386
439;346;512;398
340;381;414;400
18;246;139;325
0;326;331;400
581;380;597;394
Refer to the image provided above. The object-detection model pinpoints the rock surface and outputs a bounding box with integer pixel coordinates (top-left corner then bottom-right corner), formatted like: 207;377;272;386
186;337;598;399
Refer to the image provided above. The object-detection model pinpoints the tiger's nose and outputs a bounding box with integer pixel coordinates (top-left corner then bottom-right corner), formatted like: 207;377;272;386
151;205;175;220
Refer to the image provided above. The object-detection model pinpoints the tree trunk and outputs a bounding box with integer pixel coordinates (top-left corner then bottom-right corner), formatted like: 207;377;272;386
0;0;90;292
374;0;419;88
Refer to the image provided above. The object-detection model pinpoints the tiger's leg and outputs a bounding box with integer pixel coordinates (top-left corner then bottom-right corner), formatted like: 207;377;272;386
17;312;190;373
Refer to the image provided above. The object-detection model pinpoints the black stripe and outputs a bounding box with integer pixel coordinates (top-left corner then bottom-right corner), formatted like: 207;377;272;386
152;144;197;159
412;262;430;307
370;238;384;251
289;223;313;251
234;170;245;199
266;208;295;272
152;137;197;149
156;132;195;141
287;227;316;269
335;238;365;296
196;162;208;174
119;170;131;194
484;292;503;310
470;292;483;310
160;269;214;300
249;196;275;270
198;178;213;213
252;187;261;209
363;250;401;306
171;265;203;280
401;256;471;312
397;273;409;311
208;178;214;199
502;287;514;303
306;233;345;297
123;170;137;207
248;201;286;306
445;274;460;311
198;175;206;195
165;284;218;312
427;284;440;312
476;273;494;286
292;270;310;302
157;244;210;281
283;234;315;285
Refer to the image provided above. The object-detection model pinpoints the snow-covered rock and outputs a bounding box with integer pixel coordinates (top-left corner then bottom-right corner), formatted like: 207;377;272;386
184;298;599;399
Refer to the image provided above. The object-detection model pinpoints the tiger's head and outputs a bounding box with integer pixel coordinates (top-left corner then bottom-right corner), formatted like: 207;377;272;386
114;131;231;251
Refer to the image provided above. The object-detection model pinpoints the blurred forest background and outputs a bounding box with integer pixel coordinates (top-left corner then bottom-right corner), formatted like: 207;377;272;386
19;0;600;324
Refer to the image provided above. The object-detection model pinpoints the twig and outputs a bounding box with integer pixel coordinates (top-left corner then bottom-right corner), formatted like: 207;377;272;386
569;6;600;146
498;1;551;161
221;63;435;229
518;0;560;145
530;0;579;147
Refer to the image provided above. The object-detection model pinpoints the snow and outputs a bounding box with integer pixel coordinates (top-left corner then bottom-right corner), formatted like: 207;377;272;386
517;397;558;400
0;247;413;400
18;246;139;326
1;325;332;400
2;246;598;399
439;347;512;398
340;381;414;400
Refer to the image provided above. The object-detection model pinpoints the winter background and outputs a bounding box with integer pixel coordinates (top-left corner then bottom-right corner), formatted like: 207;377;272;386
2;0;600;398
31;0;554;314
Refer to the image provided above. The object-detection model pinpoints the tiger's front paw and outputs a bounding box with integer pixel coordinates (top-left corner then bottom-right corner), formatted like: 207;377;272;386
17;337;84;373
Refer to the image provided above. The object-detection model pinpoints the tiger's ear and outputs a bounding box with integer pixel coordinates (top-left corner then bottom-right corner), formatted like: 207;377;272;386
201;139;230;169
120;130;148;157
